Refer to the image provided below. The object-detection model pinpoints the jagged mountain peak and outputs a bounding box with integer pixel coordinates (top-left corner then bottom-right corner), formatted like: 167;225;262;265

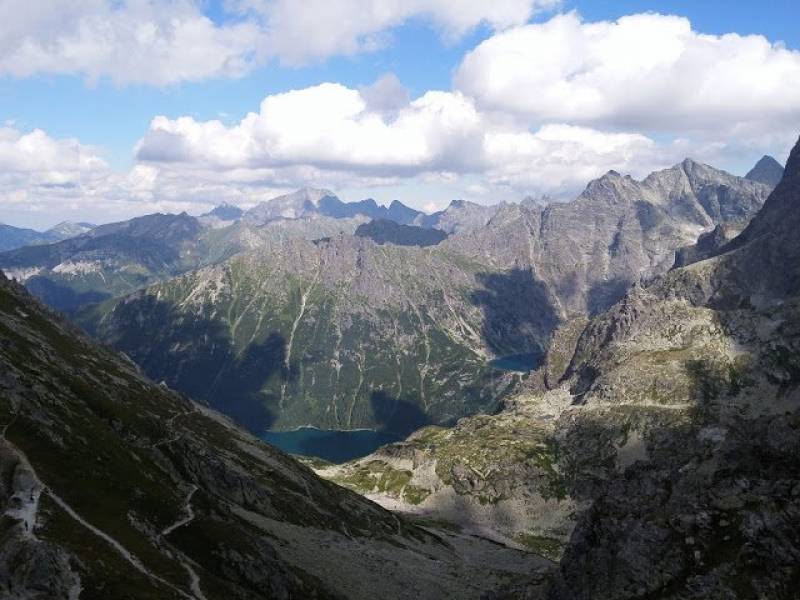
745;154;785;187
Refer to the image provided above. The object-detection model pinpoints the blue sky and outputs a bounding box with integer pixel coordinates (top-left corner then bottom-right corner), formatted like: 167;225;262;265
1;0;799;228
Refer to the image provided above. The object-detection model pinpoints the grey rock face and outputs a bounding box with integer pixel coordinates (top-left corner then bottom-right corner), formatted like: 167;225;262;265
243;188;425;227
745;154;784;187
672;223;740;267
415;199;502;234
546;135;800;599
446;160;770;316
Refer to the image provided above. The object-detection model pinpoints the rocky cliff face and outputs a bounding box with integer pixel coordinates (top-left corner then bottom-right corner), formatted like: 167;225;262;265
446;159;770;316
0;270;551;599
321;140;800;599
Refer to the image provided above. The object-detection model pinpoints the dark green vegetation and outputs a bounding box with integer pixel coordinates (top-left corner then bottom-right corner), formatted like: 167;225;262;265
0;271;551;599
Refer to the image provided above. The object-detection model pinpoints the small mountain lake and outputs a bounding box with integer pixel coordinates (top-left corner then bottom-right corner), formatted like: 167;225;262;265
261;427;404;463
488;352;542;372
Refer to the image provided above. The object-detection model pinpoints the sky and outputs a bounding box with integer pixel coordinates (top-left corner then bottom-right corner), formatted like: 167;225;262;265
1;0;799;229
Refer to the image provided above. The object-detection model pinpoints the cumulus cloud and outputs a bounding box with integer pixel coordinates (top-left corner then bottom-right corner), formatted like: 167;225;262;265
0;127;108;187
133;80;674;201
455;12;800;136
0;0;261;85
234;0;561;64
4;9;799;226
0;0;559;85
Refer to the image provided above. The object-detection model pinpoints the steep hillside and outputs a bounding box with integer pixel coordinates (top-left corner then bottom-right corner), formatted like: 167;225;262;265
0;271;551;599
0;214;278;313
82;235;549;433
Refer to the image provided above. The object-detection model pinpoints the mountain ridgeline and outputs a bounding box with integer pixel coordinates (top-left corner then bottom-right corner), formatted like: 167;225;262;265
71;160;772;435
0;221;94;252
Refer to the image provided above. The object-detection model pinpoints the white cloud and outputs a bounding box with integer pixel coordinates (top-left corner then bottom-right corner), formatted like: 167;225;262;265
455;12;800;134
0;127;108;186
133;80;673;202
359;73;411;114
0;0;559;85
0;0;261;85
234;0;561;64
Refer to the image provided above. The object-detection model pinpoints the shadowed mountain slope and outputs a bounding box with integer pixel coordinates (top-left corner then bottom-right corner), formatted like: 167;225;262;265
0;270;551;599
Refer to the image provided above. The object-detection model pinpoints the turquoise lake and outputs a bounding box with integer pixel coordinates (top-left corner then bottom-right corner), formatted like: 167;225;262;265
488;352;542;372
262;352;542;462
261;427;404;463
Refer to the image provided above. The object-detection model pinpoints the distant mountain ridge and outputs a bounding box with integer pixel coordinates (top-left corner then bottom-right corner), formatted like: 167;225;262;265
242;188;427;226
0;221;94;252
80;158;772;436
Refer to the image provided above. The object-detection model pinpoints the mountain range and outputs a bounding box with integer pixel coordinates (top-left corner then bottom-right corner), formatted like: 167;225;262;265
1;138;797;599
0;221;94;252
70;158;773;436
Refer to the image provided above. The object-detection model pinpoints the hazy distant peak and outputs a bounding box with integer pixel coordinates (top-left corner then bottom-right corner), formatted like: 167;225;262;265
204;202;244;221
